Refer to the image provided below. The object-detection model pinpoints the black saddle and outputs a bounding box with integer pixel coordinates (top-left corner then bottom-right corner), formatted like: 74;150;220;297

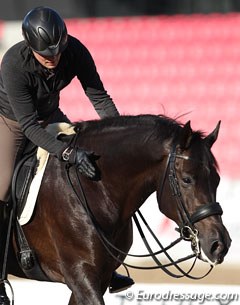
10;134;74;282
10;140;50;281
12;132;74;217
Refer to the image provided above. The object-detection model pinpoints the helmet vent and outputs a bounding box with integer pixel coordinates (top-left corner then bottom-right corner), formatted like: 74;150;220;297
38;27;51;44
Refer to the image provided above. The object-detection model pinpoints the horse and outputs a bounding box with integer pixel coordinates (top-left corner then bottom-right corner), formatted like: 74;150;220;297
7;114;231;305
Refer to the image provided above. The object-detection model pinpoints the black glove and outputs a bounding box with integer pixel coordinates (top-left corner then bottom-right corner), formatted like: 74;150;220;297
62;147;96;178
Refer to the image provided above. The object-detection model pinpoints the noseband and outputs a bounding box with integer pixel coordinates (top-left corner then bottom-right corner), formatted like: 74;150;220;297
167;148;223;254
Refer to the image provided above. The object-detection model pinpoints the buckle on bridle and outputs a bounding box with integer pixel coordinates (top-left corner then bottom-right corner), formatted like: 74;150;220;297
181;226;201;256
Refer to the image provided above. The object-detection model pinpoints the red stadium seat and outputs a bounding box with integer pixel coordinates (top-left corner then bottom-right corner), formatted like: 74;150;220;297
62;14;240;178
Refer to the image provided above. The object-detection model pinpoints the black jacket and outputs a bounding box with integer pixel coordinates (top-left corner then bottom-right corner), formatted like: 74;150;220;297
0;35;119;157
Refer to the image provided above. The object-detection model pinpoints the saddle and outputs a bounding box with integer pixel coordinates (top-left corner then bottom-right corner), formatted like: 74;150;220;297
12;141;38;219
10;140;50;281
10;123;75;281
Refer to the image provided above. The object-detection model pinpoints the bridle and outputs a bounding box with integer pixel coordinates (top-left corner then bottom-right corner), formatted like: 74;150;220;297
167;147;223;254
65;142;223;279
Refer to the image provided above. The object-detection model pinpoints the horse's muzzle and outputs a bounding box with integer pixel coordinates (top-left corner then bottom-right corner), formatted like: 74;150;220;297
199;225;232;265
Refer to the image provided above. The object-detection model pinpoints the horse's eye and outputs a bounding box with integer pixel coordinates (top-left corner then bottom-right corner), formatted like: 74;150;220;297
182;177;192;184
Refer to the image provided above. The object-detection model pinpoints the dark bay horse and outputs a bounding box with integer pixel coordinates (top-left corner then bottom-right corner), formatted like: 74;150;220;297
8;114;231;305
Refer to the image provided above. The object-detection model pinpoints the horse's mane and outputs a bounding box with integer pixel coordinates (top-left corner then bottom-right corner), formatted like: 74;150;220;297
74;114;206;141
75;114;183;134
74;114;217;169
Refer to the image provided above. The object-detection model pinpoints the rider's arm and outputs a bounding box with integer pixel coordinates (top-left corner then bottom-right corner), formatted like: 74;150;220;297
73;37;120;118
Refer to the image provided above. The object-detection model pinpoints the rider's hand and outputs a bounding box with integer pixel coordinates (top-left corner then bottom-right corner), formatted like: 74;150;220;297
62;147;96;178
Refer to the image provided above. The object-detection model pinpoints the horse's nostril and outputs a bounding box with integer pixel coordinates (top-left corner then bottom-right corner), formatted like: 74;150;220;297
210;240;225;263
211;240;220;254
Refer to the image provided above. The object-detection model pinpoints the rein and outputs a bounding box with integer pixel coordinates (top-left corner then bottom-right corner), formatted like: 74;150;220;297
65;165;201;279
63;159;216;279
64;137;222;279
66;166;213;279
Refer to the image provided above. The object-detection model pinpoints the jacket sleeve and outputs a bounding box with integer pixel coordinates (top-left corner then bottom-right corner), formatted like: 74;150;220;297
76;43;120;118
1;55;65;158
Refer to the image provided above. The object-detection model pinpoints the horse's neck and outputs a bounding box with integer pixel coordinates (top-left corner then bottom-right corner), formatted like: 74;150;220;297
104;143;167;222
78;127;170;223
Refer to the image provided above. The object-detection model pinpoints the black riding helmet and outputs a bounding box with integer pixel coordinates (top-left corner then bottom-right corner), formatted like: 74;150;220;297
22;6;68;57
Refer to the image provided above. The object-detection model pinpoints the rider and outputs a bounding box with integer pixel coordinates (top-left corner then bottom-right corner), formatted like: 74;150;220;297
0;6;134;304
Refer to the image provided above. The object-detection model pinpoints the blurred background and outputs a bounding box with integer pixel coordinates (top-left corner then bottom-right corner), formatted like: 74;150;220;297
0;1;239;304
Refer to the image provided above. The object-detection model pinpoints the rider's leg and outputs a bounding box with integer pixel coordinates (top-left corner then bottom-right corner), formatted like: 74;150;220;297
0;280;10;305
109;271;135;293
0;115;25;305
0;115;24;202
0;114;135;297
0;202;11;305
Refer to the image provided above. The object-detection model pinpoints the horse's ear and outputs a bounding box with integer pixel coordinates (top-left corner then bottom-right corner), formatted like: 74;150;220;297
179;120;193;150
204;121;221;148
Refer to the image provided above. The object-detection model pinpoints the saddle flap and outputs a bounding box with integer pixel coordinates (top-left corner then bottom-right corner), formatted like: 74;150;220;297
12;142;38;218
